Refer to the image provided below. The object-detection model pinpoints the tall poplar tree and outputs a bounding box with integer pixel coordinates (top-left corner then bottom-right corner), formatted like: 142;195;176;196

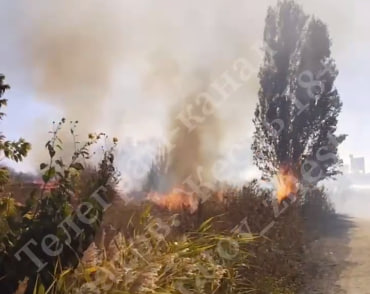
252;0;346;184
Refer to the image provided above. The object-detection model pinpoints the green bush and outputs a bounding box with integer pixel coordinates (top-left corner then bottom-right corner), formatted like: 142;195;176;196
0;119;118;294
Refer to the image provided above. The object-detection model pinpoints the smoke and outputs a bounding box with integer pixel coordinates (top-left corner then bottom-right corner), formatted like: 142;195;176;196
0;0;357;180
26;3;123;117
164;90;223;190
11;0;264;173
325;174;370;219
18;2;126;161
20;0;258;127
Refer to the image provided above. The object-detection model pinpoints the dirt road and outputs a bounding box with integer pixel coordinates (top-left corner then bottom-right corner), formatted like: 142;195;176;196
302;215;370;294
338;219;370;293
297;183;370;293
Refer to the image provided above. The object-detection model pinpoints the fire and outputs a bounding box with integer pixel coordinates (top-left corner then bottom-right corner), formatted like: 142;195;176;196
148;188;198;213
276;167;298;203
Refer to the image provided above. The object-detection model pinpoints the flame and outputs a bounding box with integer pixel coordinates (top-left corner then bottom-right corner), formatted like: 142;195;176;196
32;180;58;192
148;188;198;213
276;167;298;203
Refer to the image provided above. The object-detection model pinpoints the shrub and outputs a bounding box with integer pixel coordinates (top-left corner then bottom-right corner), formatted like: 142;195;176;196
0;120;119;294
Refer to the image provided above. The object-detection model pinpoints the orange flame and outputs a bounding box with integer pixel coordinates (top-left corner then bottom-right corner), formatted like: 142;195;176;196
148;188;198;213
276;167;298;203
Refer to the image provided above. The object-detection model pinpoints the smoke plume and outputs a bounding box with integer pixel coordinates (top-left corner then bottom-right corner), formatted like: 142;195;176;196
165;91;223;190
0;0;355;181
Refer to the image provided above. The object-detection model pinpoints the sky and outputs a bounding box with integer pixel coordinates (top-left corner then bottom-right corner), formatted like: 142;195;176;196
0;0;369;183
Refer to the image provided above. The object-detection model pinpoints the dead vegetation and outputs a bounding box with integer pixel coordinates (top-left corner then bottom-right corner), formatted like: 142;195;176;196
74;181;333;294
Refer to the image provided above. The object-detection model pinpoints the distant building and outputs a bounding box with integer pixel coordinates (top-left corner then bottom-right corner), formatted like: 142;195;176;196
341;164;350;174
350;154;365;174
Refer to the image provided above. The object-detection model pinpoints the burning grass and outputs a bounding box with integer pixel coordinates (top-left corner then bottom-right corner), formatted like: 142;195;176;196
93;181;312;294
10;180;335;294
147;188;198;213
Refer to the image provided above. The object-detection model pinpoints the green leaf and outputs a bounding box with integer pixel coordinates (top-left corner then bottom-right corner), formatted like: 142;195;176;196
198;217;215;233
43;167;56;182
40;163;48;170
48;145;56;158
49;167;56;178
70;162;84;171
55;159;64;168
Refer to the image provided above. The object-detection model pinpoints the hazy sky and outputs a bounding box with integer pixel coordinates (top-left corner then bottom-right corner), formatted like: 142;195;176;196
0;0;369;177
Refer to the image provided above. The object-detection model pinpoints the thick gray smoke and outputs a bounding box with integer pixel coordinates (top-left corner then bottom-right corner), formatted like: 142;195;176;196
0;0;359;186
12;0;265;170
165;92;222;190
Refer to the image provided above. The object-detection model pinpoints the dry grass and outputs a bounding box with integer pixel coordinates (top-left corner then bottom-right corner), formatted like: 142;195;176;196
95;181;307;294
24;182;334;294
38;215;254;294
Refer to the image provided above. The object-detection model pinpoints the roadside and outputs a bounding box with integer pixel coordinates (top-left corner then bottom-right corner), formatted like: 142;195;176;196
301;214;354;294
337;219;370;293
302;205;370;294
